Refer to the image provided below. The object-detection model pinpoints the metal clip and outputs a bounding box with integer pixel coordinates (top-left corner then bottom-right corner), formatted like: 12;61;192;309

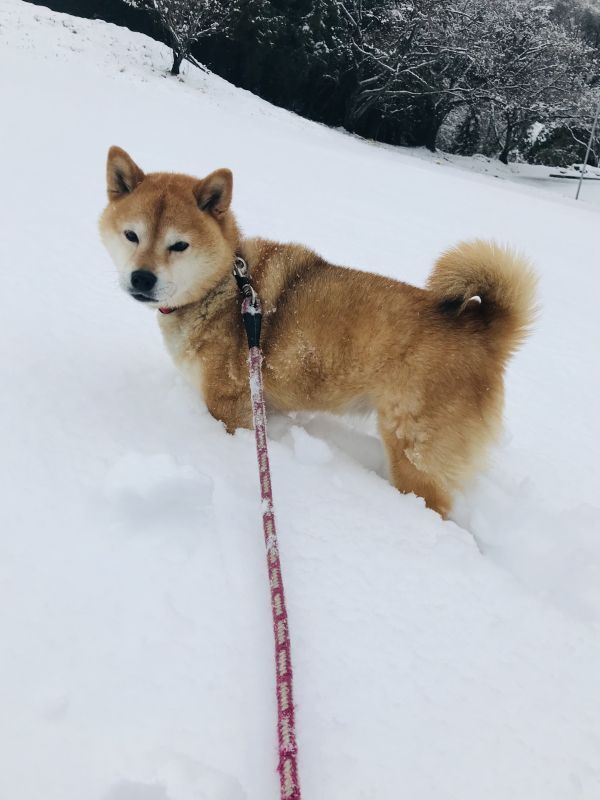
245;284;258;307
233;255;248;278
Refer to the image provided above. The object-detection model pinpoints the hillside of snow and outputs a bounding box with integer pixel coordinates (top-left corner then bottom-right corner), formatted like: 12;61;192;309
0;2;599;799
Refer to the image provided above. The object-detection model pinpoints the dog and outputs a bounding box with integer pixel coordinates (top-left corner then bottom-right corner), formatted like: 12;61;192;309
99;146;537;518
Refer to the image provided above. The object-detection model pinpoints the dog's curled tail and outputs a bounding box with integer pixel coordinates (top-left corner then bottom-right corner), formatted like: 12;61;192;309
427;239;538;357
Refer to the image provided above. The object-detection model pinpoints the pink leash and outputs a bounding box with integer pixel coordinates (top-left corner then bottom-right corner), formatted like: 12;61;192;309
234;257;302;800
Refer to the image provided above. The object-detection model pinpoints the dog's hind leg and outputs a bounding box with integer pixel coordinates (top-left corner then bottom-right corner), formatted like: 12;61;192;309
378;417;452;519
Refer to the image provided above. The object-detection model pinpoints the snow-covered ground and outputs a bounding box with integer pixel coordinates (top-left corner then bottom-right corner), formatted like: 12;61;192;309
1;3;599;799
408;149;600;207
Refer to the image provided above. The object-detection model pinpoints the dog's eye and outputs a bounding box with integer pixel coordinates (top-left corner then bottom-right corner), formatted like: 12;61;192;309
168;241;189;253
124;230;139;243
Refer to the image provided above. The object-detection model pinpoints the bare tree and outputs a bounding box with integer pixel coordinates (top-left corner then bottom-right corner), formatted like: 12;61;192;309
479;1;595;163
340;0;492;150
337;0;595;155
131;0;227;75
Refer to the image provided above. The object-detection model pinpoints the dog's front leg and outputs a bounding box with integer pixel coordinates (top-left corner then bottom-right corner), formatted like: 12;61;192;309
205;388;253;434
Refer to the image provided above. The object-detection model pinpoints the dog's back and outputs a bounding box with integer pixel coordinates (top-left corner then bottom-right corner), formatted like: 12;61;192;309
240;238;537;517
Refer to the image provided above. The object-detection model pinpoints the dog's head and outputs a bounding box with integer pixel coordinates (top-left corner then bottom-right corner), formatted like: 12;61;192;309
99;147;239;311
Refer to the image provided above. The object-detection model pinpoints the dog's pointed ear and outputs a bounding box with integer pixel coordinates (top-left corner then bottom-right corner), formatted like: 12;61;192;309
106;146;145;200
195;169;233;217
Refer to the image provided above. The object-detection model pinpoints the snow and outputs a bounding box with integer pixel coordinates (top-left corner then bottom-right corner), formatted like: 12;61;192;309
407;149;600;207
0;2;599;799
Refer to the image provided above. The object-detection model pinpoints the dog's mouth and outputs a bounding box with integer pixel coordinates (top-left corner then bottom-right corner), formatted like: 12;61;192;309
130;292;156;304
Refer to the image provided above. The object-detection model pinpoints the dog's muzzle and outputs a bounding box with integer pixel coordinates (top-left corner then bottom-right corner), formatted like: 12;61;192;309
129;269;157;302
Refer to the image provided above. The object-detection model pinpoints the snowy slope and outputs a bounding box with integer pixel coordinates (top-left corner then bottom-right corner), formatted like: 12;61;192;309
0;3;599;799
406;149;600;207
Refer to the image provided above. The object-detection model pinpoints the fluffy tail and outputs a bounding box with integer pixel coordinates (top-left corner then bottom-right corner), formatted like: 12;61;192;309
427;240;538;357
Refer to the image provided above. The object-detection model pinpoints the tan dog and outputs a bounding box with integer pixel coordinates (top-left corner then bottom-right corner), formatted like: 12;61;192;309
99;146;537;518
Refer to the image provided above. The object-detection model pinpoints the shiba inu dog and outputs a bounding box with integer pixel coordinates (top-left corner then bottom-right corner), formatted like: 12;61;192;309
99;146;537;518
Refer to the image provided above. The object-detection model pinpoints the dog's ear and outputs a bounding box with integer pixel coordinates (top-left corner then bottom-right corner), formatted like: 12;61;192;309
195;169;233;217
106;146;145;200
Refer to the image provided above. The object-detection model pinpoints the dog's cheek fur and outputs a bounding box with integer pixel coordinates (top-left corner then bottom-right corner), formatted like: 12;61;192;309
165;235;232;307
98;219;134;281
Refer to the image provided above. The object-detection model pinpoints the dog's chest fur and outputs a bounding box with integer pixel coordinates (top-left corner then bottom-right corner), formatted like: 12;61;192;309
159;313;206;394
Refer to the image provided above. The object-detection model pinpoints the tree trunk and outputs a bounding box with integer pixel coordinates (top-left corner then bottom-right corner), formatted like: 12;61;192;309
425;123;439;152
424;116;443;152
170;49;183;76
499;122;513;164
419;99;445;152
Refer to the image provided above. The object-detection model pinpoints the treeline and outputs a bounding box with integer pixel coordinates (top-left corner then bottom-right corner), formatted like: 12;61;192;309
27;0;600;164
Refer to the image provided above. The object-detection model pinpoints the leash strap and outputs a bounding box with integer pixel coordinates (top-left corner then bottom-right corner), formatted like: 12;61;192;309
234;257;302;800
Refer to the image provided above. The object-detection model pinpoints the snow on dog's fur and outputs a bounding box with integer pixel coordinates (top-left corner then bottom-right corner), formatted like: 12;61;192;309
99;146;537;517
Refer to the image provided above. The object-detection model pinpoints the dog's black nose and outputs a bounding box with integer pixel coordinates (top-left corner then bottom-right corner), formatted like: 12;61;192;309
131;270;157;293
